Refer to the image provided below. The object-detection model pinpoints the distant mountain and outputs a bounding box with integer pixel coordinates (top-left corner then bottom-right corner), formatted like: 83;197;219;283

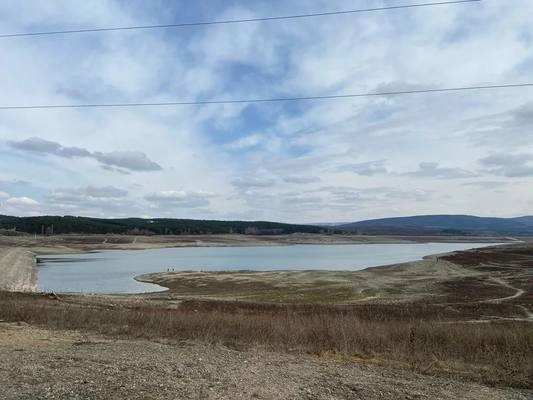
512;216;533;225
0;215;326;236
336;215;533;236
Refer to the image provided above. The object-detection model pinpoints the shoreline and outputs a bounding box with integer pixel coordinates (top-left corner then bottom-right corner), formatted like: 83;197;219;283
29;235;513;255
37;242;501;297
132;243;509;303
0;233;518;294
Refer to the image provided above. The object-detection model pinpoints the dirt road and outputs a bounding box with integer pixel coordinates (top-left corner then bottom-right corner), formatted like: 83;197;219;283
485;277;525;303
0;247;35;292
0;322;530;400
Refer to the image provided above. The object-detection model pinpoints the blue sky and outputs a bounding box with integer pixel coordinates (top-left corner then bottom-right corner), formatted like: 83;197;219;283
1;0;533;222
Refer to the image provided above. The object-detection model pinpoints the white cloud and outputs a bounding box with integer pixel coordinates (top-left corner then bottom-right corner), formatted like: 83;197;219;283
283;175;321;184
402;162;476;179
479;153;533;177
336;160;388;176
6;197;39;207
145;190;216;208
8;137;162;172
226;134;265;150
232;177;276;190
46;186;128;202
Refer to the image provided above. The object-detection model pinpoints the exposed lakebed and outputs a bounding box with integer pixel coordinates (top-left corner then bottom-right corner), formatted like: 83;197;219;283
37;242;499;293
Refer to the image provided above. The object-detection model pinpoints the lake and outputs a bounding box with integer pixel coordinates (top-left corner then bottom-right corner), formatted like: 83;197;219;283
37;242;498;293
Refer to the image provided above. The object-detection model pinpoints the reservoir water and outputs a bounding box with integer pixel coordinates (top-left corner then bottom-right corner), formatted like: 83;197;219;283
37;242;498;293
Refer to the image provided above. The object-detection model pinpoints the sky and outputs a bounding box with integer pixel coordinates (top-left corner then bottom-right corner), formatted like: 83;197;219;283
0;0;532;223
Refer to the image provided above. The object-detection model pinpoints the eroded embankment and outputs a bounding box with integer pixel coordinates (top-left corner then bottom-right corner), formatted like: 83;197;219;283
0;247;36;292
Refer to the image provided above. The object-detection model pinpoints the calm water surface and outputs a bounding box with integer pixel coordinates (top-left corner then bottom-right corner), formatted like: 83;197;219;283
37;243;498;293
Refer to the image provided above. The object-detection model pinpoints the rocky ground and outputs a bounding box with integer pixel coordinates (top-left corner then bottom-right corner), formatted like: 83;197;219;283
1;322;530;400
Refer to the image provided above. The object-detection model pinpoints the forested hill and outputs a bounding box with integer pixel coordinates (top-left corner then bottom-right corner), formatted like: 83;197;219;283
4;214;531;236
0;215;324;235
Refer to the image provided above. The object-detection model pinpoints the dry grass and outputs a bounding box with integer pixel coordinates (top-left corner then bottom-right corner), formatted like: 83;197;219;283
1;292;531;389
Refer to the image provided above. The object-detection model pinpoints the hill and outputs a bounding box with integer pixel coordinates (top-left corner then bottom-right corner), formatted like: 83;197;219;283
336;214;533;236
0;215;324;235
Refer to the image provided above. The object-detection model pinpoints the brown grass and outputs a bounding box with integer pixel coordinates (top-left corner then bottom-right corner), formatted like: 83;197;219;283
1;292;531;389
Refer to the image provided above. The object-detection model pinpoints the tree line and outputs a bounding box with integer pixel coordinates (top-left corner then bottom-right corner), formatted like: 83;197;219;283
0;215;329;235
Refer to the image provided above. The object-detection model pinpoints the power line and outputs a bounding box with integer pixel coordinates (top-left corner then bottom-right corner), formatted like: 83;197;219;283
1;83;531;110
0;0;481;38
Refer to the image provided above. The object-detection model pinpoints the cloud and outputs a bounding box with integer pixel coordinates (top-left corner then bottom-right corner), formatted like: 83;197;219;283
8;137;162;172
321;186;432;205
0;180;32;191
86;186;128;198
226;134;265;150
0;191;9;199
478;153;533;177
9;137;61;153
2;196;41;217
279;195;324;206
92;151;162;172
402;162;476;179
232;177;276;190
479;153;533;166
336;160;388;176
461;181;512;189
41;186;136;217
46;186;128;203
468;103;533;147
283;175;320;184
145;190;215;208
100;165;131;175
6;197;39;207
372;81;433;96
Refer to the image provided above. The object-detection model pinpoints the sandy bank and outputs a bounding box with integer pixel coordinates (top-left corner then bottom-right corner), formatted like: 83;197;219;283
0;247;36;292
